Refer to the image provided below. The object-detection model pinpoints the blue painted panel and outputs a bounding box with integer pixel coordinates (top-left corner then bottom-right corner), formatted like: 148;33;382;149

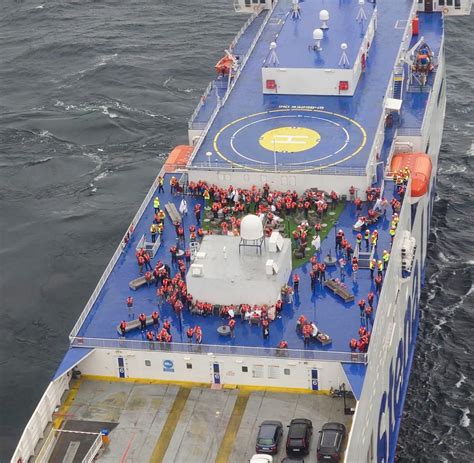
342;362;367;400
118;357;125;378
213;363;221;384
52;347;93;381
311;368;319;391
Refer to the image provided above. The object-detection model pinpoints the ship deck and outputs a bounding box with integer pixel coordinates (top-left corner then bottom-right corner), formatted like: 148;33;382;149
74;174;396;358
190;0;415;172
37;378;354;463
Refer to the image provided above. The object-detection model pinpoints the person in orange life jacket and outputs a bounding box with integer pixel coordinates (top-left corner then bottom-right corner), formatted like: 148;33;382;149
152;311;159;329
275;299;283;317
174;300;183;316
146;331;155;349
319;263;326;283
163;319;171;334
153;267;160;286
375;274;383;294
186;327;194;342
262;318;270;339
228;318;236;338
358;299;366;320
349;185;356;201
349;338;358;351
364;305;373;328
195;203;201;226
119;320;127;337
126;296;134;318
292;229;300;247
367;291;375;308
357;337;368;353
302;323;312;345
170;246;178;264
194;326;203;344
346;243;353;260
297;314;307;331
292;274;300;293
145;271;153;286
143;252;153;271
164;332;172;342
354;197;363;214
137;254;145;275
303;200;311;219
139;313;147;331
184;249;191;265
278;340;288;349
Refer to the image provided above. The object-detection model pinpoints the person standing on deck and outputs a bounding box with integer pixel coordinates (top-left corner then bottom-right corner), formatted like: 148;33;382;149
179;197;188;216
375;274;383;294
158;176;164;194
364;229;370;250
293;274;300;293
126;296;134;319
150;223;158;243
229;318;236;338
153;197;160;214
139;313;147;331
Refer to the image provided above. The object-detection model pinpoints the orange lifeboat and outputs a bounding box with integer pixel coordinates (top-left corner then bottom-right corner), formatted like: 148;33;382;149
390;152;432;197
215;55;234;75
163;145;193;173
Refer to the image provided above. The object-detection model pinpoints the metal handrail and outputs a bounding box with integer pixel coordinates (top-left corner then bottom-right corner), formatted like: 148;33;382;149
188;81;214;127
82;432;103;463
70;337;367;363
188;161;367;176
34;428;57;463
229;12;258;52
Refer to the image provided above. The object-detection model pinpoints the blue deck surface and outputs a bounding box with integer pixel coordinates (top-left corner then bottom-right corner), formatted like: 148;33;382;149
191;0;415;171
77;175;398;354
267;0;376;69
53;347;93;381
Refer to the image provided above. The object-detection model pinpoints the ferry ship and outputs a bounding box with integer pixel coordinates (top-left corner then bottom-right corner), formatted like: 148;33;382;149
12;1;472;462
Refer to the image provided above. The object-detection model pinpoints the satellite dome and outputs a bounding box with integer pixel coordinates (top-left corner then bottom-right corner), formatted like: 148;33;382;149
240;214;264;240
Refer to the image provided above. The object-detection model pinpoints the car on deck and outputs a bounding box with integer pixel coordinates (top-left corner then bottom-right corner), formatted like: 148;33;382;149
316;422;346;462
249;455;273;463
286;418;313;455
255;420;283;455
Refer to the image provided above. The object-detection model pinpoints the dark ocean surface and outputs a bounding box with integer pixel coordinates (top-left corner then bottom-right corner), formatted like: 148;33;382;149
0;1;472;461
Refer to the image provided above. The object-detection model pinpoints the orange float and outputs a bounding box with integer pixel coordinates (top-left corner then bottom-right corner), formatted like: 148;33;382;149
390;152;432;197
215;55;234;75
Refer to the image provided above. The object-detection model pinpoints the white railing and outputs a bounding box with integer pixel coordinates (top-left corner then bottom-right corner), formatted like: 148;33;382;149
188;161;366;176
11;375;70;463
70;336;367;363
82;432;103;463
69;172;162;340
229;12;258;51
187;4;276;166
188;81;214;128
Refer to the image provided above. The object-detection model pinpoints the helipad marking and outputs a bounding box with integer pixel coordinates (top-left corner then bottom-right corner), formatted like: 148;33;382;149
259;127;321;153
213;108;367;173
229;115;349;165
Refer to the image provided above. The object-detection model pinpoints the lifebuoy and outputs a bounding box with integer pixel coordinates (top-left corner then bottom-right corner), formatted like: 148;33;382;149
443;7;449;14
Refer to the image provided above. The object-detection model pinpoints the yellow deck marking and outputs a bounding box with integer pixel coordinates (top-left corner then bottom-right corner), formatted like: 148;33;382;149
215;390;250;463
259;126;321;153
53;379;82;429
149;386;191;463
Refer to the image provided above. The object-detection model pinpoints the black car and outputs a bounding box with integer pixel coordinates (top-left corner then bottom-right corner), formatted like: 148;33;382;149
286;418;313;455
255;420;283;455
281;458;305;463
316;422;346;462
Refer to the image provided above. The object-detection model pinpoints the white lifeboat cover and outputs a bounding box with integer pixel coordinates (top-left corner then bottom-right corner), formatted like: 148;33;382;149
240;214;264;240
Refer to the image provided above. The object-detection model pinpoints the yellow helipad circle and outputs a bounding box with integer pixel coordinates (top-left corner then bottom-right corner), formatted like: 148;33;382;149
259;126;321;153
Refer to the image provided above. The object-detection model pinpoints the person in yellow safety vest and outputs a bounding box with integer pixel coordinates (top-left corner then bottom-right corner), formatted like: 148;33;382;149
389;226;396;243
377;260;384;276
153;196;160;213
371;231;378;248
158;176;164;194
203;189;210;202
382;250;390;265
150;223;158;243
364;229;370;250
369;258;376;280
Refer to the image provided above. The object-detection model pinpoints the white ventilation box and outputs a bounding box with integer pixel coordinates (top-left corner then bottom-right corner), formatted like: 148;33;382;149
269;231;284;252
190;264;204;276
266;259;275;275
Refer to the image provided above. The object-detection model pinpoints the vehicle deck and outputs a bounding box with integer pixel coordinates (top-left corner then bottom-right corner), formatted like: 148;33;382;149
190;0;415;171
75;174;396;356
38;378;354;463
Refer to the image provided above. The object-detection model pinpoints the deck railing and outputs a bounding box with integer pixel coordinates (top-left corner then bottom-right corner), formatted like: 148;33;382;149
188;161;367;176
70;337;367;364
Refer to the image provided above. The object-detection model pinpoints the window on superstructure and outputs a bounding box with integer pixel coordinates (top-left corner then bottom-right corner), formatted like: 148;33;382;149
252;0;259;4
447;0;453;6
284;368;291;376
186;363;192;369
242;366;248;373
245;0;251;6
439;0;445;5
268;366;280;379
455;0;461;8
252;365;264;378
145;360;151;367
